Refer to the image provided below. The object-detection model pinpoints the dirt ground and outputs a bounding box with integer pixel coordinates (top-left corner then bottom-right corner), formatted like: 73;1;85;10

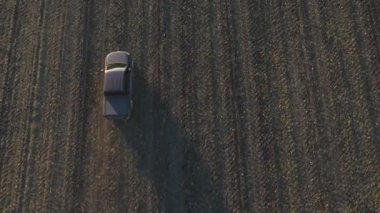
1;0;379;212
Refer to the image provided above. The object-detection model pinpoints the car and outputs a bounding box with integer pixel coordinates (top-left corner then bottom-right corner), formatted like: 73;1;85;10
103;51;133;120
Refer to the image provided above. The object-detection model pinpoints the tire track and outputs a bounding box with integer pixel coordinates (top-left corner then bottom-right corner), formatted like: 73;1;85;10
0;0;44;211
0;0;8;43
115;0;159;210
103;0;163;211
89;0;139;210
53;0;96;210
347;0;380;173
315;1;345;210
45;0;72;210
87;0;124;210
235;0;272;211
123;0;162;211
19;2;66;211
310;0;348;211
295;0;332;210
305;1;337;210
67;0;94;211
243;1;270;211
179;0;225;211
156;1;187;211
108;1;132;210
368;0;380;55
336;1;379;209
244;1;280;211
1;0;48;211
317;1;356;210
19;0;49;211
208;0;243;211
270;0;307;210
113;0;153;211
37;2;66;211
225;0;255;210
26;0;64;211
208;1;228;211
0;0;16;100
13;0;48;211
363;1;380;169
78;0;109;211
176;1;204;212
333;3;363;211
0;0;20;189
259;0;307;211
141;0;163;210
261;1;293;211
191;0;225;211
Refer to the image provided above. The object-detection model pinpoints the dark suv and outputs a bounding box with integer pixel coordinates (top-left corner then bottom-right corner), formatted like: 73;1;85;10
103;51;133;119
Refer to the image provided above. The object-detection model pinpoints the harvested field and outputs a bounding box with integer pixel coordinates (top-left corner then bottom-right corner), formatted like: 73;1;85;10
1;0;379;212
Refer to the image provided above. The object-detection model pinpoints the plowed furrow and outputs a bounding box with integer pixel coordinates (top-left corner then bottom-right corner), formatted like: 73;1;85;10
1;0;380;211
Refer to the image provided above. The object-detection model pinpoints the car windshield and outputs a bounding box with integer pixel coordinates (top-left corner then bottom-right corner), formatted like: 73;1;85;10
106;63;127;70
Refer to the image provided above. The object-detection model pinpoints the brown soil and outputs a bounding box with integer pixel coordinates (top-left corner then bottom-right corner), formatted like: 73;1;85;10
1;0;379;212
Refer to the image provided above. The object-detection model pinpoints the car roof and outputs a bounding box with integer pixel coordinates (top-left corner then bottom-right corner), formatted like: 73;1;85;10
104;68;127;94
105;51;130;66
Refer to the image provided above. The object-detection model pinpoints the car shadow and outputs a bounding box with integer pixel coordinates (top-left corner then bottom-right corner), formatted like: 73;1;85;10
112;64;226;212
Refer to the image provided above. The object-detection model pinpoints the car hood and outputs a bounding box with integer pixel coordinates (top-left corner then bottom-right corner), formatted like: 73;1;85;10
105;51;130;65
